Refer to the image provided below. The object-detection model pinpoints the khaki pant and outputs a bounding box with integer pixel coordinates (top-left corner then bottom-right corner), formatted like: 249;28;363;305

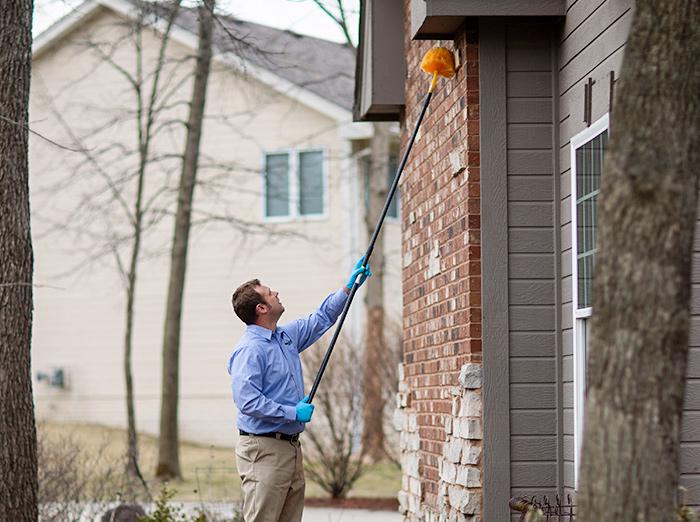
235;435;305;522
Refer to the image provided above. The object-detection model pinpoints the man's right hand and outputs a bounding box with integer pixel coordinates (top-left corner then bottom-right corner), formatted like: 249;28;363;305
295;397;315;423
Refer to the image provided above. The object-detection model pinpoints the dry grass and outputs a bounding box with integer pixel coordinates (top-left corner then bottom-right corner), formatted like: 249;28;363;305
38;422;400;502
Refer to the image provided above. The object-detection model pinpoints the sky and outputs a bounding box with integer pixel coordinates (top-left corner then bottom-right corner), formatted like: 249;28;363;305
33;0;360;44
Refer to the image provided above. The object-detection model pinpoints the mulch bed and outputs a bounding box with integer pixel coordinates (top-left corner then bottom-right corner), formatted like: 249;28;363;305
304;497;399;511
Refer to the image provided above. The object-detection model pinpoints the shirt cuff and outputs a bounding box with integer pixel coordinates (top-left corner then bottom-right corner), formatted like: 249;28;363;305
283;405;297;422
332;287;349;310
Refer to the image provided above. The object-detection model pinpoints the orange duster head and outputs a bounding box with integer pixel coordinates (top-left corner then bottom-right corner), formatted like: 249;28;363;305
421;47;456;92
420;47;456;79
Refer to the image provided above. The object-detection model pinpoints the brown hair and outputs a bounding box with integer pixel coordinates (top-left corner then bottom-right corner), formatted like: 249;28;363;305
232;279;264;325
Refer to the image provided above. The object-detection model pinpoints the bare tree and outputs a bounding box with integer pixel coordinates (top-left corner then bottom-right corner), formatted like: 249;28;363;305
578;1;700;520
302;336;366;498
156;0;216;481
121;1;184;485
0;0;38;520
312;0;393;463
32;0;185;486
32;0;347;488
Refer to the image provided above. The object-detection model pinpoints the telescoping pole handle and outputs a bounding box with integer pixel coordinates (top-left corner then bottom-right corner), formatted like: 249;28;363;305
308;87;436;402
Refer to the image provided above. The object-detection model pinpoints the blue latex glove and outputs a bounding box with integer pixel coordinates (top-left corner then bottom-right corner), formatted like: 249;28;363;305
346;256;373;289
295;396;314;423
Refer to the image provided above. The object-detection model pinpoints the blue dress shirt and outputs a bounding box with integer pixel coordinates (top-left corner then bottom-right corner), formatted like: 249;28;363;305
227;288;348;435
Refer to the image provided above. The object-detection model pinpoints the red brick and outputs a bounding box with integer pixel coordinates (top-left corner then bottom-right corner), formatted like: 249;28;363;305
399;9;482;516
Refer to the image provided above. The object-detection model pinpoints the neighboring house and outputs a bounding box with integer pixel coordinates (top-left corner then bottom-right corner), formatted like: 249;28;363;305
355;0;699;520
29;0;401;447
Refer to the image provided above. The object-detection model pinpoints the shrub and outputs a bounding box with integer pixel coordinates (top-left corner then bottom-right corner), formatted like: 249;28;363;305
138;485;242;522
37;424;126;521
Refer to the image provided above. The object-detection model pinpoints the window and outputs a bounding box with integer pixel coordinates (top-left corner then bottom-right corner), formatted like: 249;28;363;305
265;153;290;217
363;153;400;220
571;114;609;485
264;150;325;219
387;154;400;219
298;151;324;215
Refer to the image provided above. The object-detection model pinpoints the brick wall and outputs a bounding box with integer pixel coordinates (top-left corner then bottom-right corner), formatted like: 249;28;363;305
396;8;483;521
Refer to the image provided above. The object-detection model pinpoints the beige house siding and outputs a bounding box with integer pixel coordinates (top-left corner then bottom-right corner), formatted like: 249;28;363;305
30;6;401;447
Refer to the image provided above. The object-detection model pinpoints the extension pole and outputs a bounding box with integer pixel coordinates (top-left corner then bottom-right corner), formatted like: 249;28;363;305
308;62;449;401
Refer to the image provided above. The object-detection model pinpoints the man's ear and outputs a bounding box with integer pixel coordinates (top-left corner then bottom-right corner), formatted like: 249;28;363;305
256;303;268;316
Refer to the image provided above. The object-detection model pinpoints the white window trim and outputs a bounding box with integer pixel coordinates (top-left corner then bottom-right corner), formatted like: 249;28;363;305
570;113;609;487
261;148;328;222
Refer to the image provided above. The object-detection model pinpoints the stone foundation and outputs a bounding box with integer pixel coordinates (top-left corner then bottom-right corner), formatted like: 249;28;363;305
397;363;483;521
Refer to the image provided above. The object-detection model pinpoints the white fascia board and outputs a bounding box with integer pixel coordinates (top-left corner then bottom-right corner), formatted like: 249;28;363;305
33;0;102;57
163;20;364;127
338;121;373;139
33;0;355;126
340;122;398;140
33;0;157;57
336;121;400;140
115;0;353;124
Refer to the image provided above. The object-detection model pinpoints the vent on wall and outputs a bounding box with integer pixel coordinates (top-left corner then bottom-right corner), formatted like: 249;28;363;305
36;368;66;389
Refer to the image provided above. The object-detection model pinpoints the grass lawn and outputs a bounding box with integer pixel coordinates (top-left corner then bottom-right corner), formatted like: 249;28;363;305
38;422;400;502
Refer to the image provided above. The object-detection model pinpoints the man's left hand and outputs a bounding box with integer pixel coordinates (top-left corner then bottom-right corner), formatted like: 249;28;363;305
295;397;314;423
346;256;372;290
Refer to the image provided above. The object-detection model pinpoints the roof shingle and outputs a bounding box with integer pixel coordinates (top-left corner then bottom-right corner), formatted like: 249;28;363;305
172;5;356;111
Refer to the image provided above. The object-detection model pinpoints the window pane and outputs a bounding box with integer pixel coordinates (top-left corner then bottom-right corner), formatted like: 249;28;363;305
577;254;595;308
299;151;323;215
387;154;399;219
265;153;289;217
577;257;586;307
575;129;608;309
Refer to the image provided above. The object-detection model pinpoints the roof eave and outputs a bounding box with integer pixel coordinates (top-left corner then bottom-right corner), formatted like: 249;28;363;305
411;0;566;39
33;0;101;58
32;0;354;124
353;0;405;122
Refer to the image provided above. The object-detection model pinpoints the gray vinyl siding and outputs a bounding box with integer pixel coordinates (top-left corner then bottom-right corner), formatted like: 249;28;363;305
558;0;700;507
558;0;633;496
684;224;700;503
481;18;510;519
480;3;700;515
557;0;634;499
506;21;561;506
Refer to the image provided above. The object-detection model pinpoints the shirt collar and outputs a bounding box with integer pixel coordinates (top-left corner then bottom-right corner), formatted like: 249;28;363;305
246;324;274;340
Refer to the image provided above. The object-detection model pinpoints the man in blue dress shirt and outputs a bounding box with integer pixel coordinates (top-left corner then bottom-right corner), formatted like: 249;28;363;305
227;258;371;522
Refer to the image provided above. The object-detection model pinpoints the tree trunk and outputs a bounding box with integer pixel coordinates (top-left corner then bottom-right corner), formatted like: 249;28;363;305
0;0;38;520
124;199;143;481
578;2;700;520
361;122;391;462
122;2;183;485
156;0;214;480
123;41;150;485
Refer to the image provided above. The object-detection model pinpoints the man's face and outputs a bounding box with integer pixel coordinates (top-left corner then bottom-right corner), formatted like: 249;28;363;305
255;284;284;320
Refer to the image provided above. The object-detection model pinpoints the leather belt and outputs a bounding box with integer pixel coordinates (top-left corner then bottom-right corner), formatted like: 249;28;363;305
239;429;299;442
